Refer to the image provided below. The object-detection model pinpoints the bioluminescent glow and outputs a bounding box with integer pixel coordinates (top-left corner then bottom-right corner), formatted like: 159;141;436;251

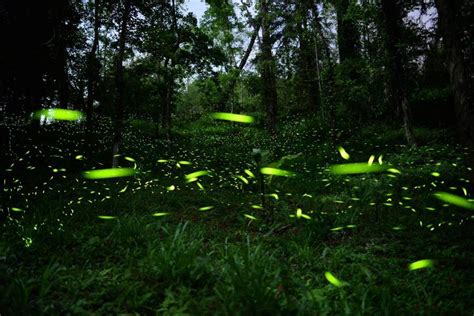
409;259;434;271
32;109;83;121
83;168;137;179
210;112;255;123
260;167;295;177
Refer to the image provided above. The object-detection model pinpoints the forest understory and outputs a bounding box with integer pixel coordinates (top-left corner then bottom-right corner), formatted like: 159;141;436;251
1;117;473;314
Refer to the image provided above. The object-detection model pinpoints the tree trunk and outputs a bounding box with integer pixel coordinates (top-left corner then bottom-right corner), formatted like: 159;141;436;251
111;0;131;168
86;0;101;127
335;0;360;63
216;19;261;112
162;77;173;141
310;2;335;129
161;0;179;142
259;0;278;133
381;0;416;146
434;0;474;145
296;1;320;114
335;0;363;120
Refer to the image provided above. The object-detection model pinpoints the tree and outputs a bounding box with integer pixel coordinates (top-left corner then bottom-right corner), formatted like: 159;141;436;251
0;0;80;116
111;0;132;167
335;0;360;63
434;0;474;146
380;0;416;146
259;0;278;133
333;0;366;121
295;0;321;114
86;0;101;127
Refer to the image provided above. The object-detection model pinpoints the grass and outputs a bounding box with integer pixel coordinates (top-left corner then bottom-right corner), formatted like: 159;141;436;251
1;116;474;314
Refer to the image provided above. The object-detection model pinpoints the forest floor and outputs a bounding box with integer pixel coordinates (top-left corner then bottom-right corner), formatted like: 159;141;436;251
1;116;474;315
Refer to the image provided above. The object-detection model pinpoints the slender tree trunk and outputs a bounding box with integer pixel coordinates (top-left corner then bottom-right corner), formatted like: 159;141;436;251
86;0;101;127
161;0;179;142
311;2;335;130
111;0;131;168
57;46;70;107
259;0;278;133
380;0;416;146
162;79;172;141
216;20;261;112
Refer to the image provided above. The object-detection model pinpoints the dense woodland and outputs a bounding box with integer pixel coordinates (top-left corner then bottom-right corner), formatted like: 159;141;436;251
1;0;474;314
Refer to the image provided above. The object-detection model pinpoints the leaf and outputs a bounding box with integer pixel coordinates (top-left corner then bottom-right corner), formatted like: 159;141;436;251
210;112;255;123
408;259;434;271
434;192;474;210
260;167;295;177
82;168;137;179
